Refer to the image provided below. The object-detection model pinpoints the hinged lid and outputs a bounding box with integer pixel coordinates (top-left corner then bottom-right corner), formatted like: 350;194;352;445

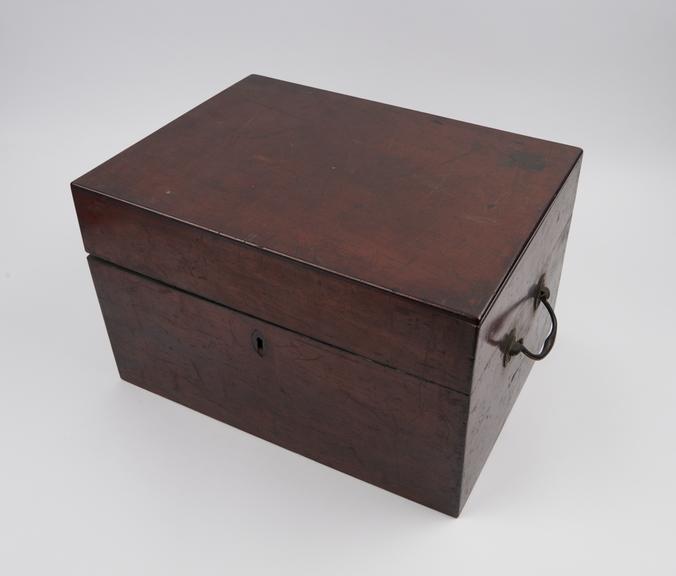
73;74;581;321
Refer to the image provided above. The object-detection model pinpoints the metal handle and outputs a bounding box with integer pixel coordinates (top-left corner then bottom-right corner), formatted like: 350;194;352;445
503;278;557;366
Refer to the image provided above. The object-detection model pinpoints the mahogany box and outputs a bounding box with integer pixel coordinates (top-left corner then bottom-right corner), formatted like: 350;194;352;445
72;75;582;516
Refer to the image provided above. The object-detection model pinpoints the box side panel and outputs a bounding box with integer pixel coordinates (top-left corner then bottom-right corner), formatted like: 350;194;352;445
73;187;475;394
460;159;582;511
88;256;469;516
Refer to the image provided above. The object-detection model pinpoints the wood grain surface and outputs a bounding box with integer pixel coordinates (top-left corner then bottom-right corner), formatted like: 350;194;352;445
74;75;583;515
460;159;582;509
89;257;470;515
74;189;476;393
73;74;581;319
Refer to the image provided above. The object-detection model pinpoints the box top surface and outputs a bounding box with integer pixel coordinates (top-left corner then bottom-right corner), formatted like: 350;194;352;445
73;74;581;321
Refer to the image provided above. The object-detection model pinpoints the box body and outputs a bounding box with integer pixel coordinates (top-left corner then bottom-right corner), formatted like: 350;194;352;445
73;75;582;515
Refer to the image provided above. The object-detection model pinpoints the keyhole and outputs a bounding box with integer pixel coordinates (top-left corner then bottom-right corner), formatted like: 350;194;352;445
251;330;266;357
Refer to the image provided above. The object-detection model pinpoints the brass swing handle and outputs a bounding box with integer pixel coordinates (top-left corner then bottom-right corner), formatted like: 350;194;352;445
503;279;558;366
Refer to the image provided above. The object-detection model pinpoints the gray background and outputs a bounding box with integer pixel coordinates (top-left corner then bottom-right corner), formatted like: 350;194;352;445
1;1;675;574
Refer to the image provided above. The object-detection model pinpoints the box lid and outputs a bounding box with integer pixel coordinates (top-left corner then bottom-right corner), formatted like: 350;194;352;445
73;74;581;322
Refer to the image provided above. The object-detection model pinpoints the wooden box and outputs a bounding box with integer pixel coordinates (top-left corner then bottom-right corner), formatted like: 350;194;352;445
72;75;582;516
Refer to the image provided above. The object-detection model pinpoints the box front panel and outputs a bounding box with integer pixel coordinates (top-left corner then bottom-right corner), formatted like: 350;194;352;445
88;257;469;515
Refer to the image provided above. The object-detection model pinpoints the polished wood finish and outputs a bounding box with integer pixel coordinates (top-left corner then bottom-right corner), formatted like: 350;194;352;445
73;189;476;392
460;160;581;509
73;75;582;515
89;257;469;516
73;74;581;320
